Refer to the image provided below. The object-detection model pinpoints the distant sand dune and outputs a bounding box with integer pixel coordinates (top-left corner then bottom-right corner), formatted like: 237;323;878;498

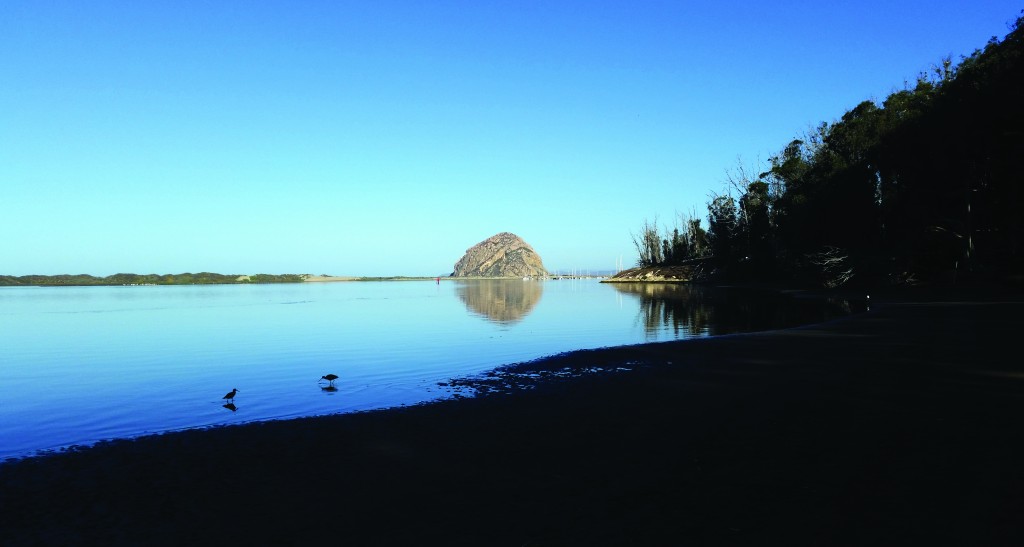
301;275;360;282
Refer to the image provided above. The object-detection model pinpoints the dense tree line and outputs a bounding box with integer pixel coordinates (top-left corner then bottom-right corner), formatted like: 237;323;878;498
634;12;1023;288
0;273;307;286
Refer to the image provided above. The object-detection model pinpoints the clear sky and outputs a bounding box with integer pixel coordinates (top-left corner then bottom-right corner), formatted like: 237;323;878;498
2;1;1020;276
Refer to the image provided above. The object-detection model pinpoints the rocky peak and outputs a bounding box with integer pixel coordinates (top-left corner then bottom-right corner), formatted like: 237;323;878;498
450;232;549;278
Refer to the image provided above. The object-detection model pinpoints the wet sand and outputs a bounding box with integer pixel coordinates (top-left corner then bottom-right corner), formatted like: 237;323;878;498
2;290;1023;546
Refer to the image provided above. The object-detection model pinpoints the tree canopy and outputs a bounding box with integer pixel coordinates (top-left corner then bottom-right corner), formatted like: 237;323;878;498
633;12;1023;288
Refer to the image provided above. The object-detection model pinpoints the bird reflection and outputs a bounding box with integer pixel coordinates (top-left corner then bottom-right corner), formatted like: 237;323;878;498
320;385;339;393
222;403;237;412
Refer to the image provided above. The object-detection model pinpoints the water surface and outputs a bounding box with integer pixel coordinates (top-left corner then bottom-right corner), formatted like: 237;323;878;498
0;279;859;460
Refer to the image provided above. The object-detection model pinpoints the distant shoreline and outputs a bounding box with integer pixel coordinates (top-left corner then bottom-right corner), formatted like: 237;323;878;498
0;273;447;286
303;275;443;282
1;273;614;286
0;273;305;287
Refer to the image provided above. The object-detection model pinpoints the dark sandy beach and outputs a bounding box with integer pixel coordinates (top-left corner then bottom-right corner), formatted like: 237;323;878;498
2;289;1023;546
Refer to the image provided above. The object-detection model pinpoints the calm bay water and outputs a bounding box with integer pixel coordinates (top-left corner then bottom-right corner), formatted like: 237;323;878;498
0;279;859;460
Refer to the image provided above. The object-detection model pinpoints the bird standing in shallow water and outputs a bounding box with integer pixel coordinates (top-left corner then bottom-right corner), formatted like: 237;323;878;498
223;388;239;403
319;374;339;386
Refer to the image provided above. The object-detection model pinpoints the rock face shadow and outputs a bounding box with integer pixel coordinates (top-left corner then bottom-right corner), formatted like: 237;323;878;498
456;279;543;324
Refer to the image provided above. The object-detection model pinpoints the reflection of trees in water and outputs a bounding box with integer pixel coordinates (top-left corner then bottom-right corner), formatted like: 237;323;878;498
611;283;712;338
610;283;858;338
456;280;543;324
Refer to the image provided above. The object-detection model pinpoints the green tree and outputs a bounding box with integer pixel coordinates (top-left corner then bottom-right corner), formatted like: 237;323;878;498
707;195;739;269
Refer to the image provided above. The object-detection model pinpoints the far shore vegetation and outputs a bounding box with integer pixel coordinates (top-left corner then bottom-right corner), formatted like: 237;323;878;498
0;274;560;287
626;12;1023;290
0;274;463;287
0;273;306;287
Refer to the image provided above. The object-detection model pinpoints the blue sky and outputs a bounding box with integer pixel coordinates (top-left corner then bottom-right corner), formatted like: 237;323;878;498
2;1;1020;276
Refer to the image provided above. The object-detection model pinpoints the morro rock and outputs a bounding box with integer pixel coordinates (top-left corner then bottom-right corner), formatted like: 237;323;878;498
450;232;549;278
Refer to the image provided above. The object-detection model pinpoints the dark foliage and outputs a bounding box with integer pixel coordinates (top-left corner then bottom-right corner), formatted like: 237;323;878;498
639;12;1024;288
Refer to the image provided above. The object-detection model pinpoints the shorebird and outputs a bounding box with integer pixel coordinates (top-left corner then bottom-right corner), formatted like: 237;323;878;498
222;388;239;403
319;374;339;386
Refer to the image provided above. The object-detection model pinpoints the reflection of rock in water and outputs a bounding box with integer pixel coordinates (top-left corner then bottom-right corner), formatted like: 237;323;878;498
456;280;543;324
